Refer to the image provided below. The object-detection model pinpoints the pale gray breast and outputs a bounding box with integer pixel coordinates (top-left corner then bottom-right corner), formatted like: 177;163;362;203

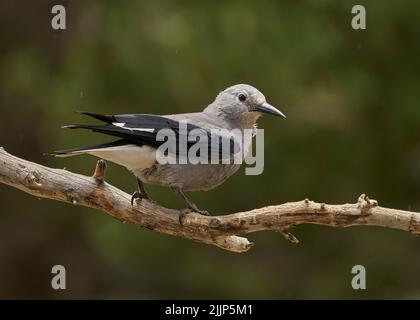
133;162;241;191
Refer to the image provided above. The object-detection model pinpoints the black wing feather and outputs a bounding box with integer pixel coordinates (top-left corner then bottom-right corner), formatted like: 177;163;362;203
68;113;239;159
79;112;116;123
63;124;157;146
49;139;130;156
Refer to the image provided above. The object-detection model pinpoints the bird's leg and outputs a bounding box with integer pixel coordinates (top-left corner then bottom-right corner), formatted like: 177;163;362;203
131;178;152;206
171;186;210;216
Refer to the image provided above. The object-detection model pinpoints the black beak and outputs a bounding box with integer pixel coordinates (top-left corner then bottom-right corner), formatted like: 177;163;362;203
254;103;286;118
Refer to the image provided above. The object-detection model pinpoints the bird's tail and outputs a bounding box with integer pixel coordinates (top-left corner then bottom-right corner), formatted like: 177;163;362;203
48;139;129;157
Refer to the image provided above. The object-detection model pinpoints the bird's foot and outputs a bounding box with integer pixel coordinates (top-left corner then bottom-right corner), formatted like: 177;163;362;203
194;208;210;216
188;205;210;216
131;191;153;206
177;207;210;225
181;206;210;216
178;208;189;225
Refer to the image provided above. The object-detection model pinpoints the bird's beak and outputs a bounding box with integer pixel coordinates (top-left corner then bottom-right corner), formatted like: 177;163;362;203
254;103;286;118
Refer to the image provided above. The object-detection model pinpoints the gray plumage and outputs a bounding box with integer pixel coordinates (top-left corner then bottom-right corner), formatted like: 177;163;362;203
51;84;285;215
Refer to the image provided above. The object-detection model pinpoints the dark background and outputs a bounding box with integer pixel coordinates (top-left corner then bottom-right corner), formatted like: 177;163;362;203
0;0;419;299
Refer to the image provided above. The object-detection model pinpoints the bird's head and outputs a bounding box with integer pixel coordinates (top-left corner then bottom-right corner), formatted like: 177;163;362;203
206;84;286;128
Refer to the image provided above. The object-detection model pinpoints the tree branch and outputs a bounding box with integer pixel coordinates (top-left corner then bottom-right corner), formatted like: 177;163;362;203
0;147;419;253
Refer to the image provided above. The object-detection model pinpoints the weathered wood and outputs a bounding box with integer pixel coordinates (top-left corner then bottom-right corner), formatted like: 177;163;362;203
0;147;419;253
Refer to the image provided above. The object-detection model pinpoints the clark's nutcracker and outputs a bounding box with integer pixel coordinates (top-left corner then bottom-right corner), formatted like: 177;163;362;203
51;84;285;215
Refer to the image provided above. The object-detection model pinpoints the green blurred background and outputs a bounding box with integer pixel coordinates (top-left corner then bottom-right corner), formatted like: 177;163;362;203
1;0;420;299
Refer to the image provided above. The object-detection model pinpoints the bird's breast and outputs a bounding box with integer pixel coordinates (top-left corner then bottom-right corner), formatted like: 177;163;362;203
133;162;241;191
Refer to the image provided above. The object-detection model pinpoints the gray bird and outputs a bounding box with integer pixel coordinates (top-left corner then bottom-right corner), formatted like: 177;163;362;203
51;84;285;216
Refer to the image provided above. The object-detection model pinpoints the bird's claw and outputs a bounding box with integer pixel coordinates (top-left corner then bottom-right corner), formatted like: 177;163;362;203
178;208;189;225
177;207;210;225
131;191;150;206
187;206;210;216
195;208;210;216
180;208;193;215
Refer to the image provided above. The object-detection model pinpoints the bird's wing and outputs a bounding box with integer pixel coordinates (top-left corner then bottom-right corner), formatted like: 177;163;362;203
65;112;239;161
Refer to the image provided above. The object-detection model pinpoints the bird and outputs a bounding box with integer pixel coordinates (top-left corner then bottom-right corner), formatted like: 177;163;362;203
50;84;286;216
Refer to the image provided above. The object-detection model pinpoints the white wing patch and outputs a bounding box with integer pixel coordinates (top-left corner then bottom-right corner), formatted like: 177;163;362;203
112;122;155;133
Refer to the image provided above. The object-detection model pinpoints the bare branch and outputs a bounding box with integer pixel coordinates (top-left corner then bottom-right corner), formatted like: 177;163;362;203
0;147;419;253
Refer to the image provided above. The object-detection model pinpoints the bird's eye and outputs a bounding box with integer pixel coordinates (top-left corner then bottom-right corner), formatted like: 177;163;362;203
238;94;247;102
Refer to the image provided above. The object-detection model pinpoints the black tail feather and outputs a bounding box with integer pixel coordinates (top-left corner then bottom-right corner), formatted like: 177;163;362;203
78;112;115;123
62;123;156;146
48;139;130;157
